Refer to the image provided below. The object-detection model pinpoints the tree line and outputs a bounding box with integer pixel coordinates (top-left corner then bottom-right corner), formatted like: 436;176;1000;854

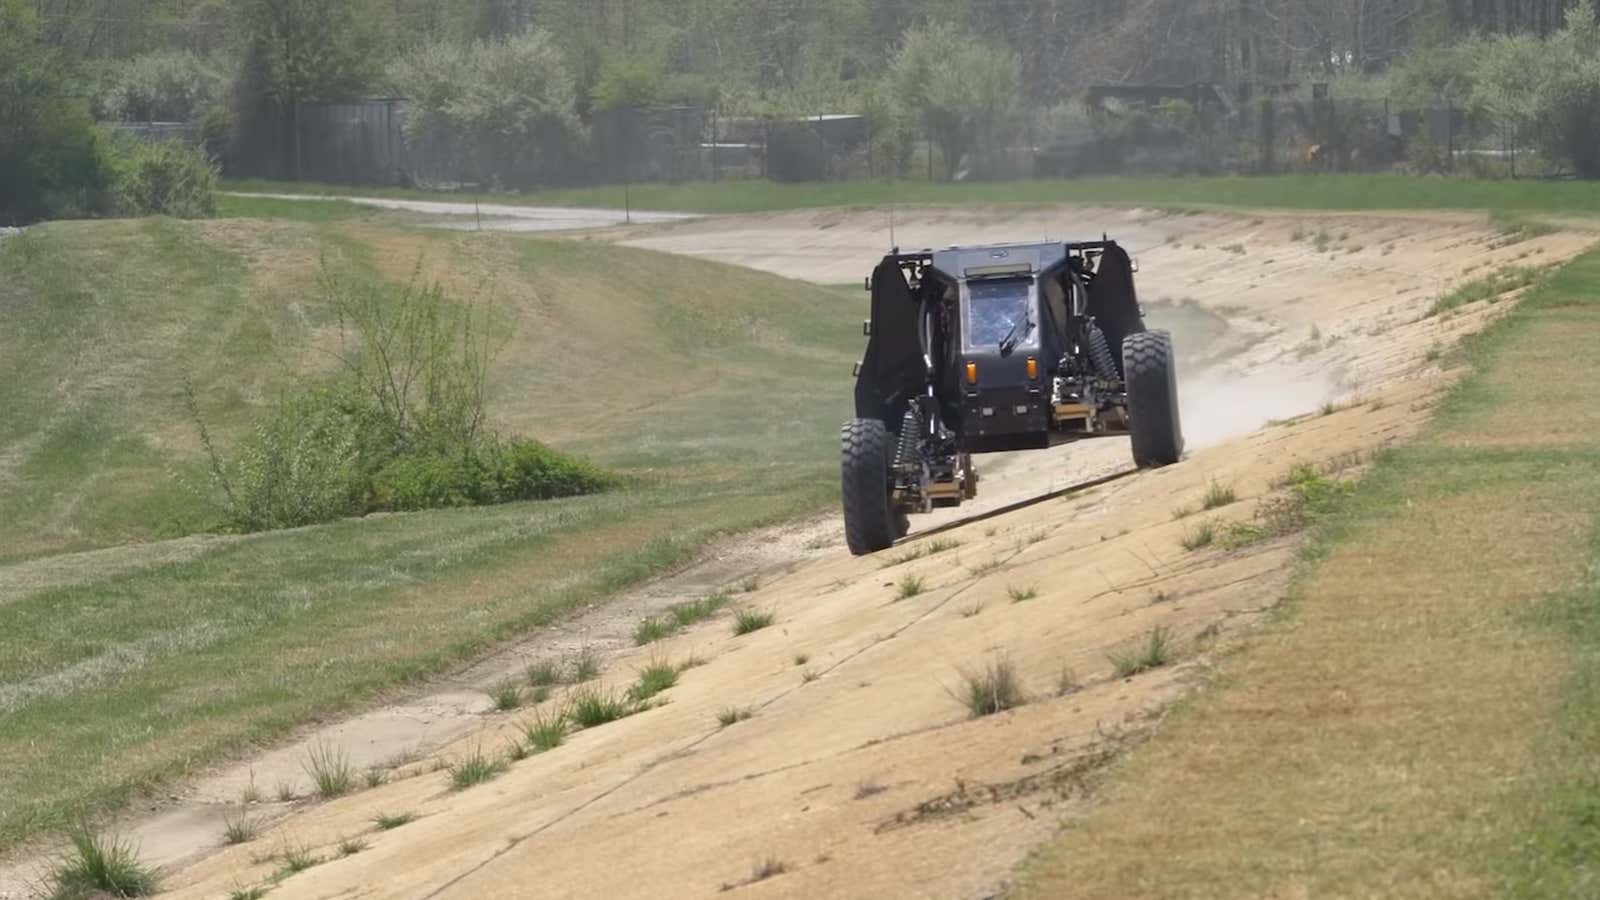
8;0;1600;222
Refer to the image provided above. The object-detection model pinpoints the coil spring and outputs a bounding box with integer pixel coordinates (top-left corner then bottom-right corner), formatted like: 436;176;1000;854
1086;322;1118;381
894;406;923;468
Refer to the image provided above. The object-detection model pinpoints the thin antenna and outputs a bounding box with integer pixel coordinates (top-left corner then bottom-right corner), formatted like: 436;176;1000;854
888;205;896;249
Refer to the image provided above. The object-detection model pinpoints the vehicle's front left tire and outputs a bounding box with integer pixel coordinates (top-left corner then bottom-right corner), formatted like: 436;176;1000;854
841;417;901;556
1124;330;1184;467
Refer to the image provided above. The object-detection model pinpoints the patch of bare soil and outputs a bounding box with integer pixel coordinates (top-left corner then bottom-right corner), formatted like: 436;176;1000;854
2;207;1590;900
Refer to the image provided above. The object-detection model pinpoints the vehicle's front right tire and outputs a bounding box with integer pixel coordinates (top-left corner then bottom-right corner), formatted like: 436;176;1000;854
1124;330;1184;468
841;417;900;556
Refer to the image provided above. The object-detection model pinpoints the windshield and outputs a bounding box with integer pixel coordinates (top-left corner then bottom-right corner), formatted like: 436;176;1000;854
964;279;1035;350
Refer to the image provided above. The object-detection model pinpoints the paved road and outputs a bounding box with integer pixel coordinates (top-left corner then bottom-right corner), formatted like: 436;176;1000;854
227;192;698;232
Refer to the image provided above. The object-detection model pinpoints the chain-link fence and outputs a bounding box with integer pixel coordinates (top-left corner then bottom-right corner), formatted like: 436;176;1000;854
213;92;1522;188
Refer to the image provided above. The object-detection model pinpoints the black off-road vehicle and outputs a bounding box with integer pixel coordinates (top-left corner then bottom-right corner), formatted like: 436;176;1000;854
842;239;1182;556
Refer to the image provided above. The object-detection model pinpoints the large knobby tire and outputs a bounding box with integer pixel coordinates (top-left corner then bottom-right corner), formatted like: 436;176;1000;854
841;418;902;556
1124;330;1184;468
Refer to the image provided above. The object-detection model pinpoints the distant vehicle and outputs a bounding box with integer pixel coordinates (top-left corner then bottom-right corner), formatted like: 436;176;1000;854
842;240;1182;555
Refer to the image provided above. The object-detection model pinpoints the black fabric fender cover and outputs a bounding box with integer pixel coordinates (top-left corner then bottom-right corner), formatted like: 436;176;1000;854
855;256;928;426
1085;242;1146;378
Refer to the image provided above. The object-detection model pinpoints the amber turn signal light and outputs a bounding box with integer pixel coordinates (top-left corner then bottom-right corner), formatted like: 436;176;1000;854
1026;356;1039;379
966;362;979;384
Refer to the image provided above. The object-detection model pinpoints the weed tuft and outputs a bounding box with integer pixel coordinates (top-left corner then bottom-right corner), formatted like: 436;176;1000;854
568;648;602;682
567;687;635;728
229;887;268;900
1007;584;1039;603
1056;667;1082;696
717;706;754;727
1180;521;1217;551
633;616;676;646
274;782;297;803
628;660;680;702
794;653;809;666
801;668;820;683
896;574;928;599
855;780;888;800
520;706;567;752
1201;481;1237;510
956;658;1026;717
1221;521;1270;549
337;837;367;857
526;658;563;687
733;608;775;635
968;558;1003;577
738;575;761;593
278;842;318;875
373;812;415;830
490;680;523;711
1110;627;1176;678
51;827;159;899
448;744;509;790
671;593;731;627
302;740;355;799
363;767;386;789
222;811;260;845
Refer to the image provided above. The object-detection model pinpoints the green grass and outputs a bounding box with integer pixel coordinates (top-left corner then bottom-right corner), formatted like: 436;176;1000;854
626;660;680;702
0;218;858;848
717;706;755;727
447;745;508;790
1200;481;1237;510
1108;627;1177;679
956;658;1026;718
223;173;1600;216
221;811;260;845
519;708;567;752
490;681;523;711
50;827;159;898
1007;584;1040;603
733;608;775;635
276;843;318;875
566;687;636;728
1427;265;1547;317
670;593;731;627
372;811;415;830
633;617;677;646
302;740;355;799
895;574;928;599
525;659;564;687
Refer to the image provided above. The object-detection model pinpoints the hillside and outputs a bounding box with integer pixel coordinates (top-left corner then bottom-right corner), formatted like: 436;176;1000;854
0;217;859;846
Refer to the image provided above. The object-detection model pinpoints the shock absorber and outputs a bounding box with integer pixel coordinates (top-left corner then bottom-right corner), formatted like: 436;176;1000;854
894;405;924;469
1085;321;1118;381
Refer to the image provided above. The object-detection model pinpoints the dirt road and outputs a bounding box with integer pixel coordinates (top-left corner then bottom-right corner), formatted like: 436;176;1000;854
3;206;1589;899
227;192;697;231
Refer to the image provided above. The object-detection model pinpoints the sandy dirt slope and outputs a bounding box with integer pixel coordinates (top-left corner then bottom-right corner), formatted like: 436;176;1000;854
2;208;1590;899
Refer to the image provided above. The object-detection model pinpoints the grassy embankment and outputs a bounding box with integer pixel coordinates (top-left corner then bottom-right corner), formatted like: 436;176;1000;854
0;216;857;846
227;172;1600;216
1016;243;1600;895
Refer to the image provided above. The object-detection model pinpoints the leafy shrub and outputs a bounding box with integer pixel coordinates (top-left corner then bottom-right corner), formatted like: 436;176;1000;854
195;265;612;532
371;439;612;511
107;136;219;218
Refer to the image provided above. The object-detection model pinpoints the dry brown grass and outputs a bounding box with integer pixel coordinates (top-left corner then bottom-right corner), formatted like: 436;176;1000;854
1018;479;1581;897
1015;269;1600;897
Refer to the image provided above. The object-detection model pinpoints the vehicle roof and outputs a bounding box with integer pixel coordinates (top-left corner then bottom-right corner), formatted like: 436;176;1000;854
931;242;1068;281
